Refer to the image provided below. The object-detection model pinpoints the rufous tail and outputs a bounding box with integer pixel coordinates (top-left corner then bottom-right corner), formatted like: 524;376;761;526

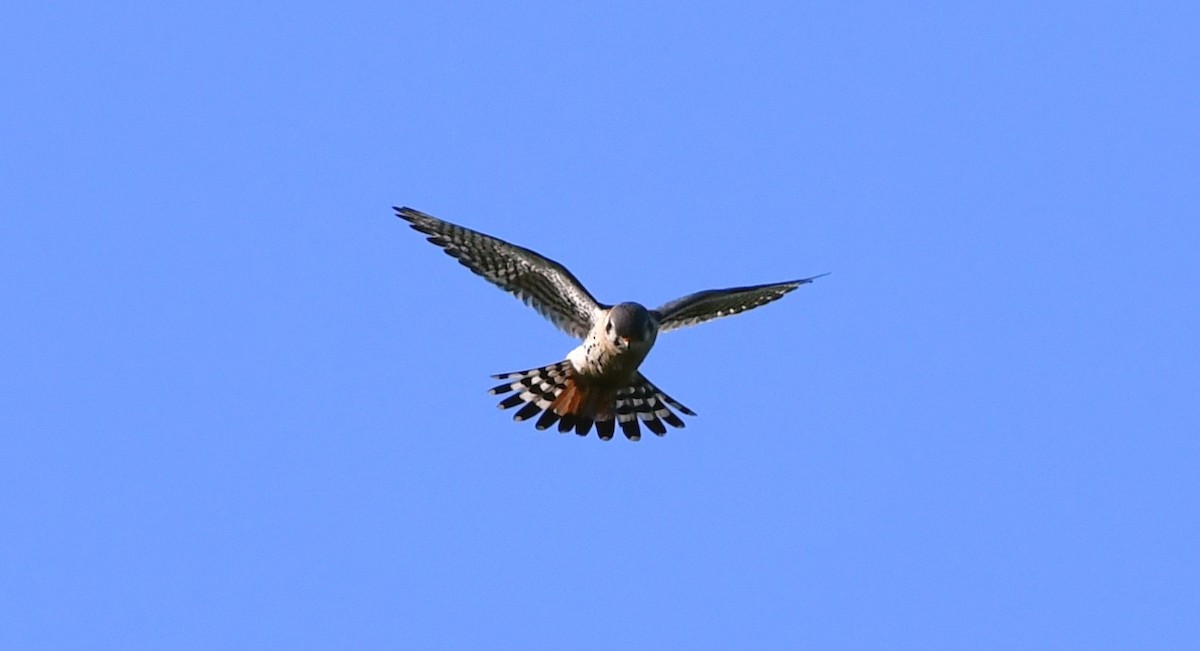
488;361;696;441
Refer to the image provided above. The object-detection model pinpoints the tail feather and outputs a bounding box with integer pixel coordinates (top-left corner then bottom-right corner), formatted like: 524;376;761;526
595;418;616;440
641;377;697;417
513;400;543;422
574;417;594;437
556;413;577;434
613;375;696;441
534;408;561;430
489;362;694;441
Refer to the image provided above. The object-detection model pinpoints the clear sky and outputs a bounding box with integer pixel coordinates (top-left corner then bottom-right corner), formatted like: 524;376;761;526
3;2;1198;649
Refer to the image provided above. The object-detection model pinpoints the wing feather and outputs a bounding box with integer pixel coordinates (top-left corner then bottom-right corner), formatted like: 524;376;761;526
396;207;603;339
653;274;827;333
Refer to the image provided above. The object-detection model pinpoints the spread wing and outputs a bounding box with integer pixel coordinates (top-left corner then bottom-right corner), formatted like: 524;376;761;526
396;207;604;339
652;274;828;333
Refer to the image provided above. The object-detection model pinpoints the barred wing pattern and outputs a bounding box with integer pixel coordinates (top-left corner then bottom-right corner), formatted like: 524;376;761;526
653;274;829;333
396;207;603;339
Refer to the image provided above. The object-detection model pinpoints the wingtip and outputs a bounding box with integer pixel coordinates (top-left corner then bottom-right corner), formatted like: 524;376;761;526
797;272;831;285
393;206;424;224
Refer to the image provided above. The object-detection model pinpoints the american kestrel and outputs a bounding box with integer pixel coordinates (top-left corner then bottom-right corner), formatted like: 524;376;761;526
396;207;825;441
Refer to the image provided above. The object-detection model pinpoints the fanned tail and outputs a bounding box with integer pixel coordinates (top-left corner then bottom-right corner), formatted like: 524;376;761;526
489;363;695;441
613;374;696;441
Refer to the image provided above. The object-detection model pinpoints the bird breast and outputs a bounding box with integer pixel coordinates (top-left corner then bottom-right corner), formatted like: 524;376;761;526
567;329;655;385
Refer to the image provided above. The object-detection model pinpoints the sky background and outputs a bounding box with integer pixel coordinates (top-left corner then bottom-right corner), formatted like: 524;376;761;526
3;2;1198;648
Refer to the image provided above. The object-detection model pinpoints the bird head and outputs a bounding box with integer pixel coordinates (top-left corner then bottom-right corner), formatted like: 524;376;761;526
604;302;655;350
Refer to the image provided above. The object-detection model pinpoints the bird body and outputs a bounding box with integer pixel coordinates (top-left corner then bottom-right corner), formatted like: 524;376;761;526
568;302;657;383
396;206;824;441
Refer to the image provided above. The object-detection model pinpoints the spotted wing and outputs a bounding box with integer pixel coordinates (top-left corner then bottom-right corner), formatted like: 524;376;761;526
653;274;828;333
396;207;603;339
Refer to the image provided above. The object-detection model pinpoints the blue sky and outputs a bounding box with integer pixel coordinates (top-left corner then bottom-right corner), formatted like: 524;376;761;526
3;2;1198;648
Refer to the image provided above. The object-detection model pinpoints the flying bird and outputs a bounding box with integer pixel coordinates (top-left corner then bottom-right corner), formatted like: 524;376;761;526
396;207;825;441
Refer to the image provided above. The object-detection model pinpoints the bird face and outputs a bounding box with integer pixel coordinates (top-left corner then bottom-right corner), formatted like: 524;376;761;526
605;302;655;350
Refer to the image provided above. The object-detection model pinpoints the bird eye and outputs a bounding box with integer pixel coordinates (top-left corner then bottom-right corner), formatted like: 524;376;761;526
606;322;613;333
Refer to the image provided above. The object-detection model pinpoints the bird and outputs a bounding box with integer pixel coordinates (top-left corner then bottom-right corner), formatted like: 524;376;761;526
395;206;825;441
